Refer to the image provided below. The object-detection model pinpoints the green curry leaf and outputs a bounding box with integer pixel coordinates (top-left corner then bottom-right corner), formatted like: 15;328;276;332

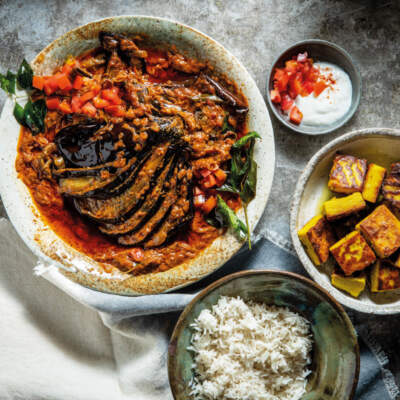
17;59;33;90
0;70;16;95
232;131;261;149
215;195;248;240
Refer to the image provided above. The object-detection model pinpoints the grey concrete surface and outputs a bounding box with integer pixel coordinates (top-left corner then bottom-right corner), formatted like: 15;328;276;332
0;0;399;388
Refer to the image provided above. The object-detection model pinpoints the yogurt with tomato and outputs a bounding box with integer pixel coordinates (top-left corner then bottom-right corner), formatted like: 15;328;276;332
294;62;352;126
270;53;353;126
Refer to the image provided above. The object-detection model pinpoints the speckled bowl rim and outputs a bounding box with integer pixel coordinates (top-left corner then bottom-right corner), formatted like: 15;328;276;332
0;15;275;296
266;39;362;135
168;269;360;400
290;127;400;314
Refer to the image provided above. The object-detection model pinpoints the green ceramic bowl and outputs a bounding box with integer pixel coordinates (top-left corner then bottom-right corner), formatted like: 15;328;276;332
168;270;359;400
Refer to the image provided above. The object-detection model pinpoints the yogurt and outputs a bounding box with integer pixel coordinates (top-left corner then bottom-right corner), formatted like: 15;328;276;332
294;62;352;126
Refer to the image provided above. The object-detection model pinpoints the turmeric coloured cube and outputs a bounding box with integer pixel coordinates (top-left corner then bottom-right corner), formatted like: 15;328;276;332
329;231;376;275
371;260;400;292
298;215;336;266
356;204;400;258
361;163;386;203
382;162;400;208
328;155;367;194
323;192;366;221
331;272;366;297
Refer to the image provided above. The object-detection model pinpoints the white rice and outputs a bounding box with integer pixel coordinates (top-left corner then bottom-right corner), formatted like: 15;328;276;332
188;296;312;400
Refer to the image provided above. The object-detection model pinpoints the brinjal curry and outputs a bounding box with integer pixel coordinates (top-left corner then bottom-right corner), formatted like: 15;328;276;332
12;32;259;275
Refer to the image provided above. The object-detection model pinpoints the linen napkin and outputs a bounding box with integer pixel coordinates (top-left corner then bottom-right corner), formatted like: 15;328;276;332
1;216;399;400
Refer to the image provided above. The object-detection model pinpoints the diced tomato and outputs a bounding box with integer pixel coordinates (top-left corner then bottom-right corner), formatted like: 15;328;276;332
202;196;217;214
104;104;125;117
289;106;303;125
80;90;98;104
54;73;72;90
194;194;206;208
199;169;212;178
285;60;299;73
194;186;205;196
58;100;72;114
101;87;121;105
93;96;111;109
46;97;61;110
273;68;289;92
280;94;294;111
270;89;281;104
314;80;328;97
289;73;304;98
81;101;97;117
71;96;81;113
32;76;45;91
214;169;227;185
202;174;217;189
303;81;314;95
306;66;319;82
61;60;76;75
73;75;84;90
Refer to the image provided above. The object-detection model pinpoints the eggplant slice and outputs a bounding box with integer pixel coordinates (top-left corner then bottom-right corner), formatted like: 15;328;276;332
99;155;177;236
144;163;194;248
117;161;181;246
74;142;171;223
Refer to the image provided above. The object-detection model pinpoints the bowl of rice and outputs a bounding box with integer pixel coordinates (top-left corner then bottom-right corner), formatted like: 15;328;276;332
168;270;359;400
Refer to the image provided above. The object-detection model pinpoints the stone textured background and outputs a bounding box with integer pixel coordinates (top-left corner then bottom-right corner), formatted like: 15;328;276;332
0;0;399;387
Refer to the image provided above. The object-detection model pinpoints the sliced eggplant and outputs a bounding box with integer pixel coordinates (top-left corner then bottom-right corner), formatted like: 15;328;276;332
99;155;176;236
74;142;171;223
59;153;142;198
53;162;118;178
144;164;194;248
54;121;116;168
117;163;180;246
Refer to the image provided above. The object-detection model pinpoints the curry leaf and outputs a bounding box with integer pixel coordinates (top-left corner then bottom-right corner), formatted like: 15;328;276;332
13;99;46;135
0;70;16;95
17;59;33;90
215;195;248;241
13;102;26;126
232;131;261;149
239;141;257;205
221;113;234;134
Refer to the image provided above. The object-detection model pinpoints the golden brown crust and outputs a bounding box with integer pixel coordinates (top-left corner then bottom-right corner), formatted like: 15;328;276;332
356;204;400;258
330;231;376;276
306;217;336;264
328;155;367;194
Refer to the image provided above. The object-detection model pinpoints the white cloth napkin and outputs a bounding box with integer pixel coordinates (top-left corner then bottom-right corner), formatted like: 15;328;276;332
0;218;173;400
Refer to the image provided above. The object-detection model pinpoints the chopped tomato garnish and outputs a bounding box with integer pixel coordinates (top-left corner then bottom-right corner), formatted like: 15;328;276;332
104;104;125;117
202;174;217;189
80;90;98;104
280;94;294;111
289;73;304;98
214;168;227;185
55;73;72;90
93;96;111;109
199;168;212;178
46;97;61;110
73;75;84;90
202;196;217;214
314;80;328;97
289;106;303;125
270;89;281;104
273;68;289;92
71;96;81;113
58;100;73;114
32;76;44;91
81;101;97;117
101;87;121;105
303;81;314;95
285;60;299;73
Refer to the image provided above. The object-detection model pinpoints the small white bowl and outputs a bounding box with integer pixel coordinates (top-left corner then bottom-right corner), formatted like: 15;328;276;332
290;128;400;314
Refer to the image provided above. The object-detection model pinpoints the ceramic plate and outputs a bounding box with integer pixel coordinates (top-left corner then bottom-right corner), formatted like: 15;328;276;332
0;16;275;295
291;128;400;314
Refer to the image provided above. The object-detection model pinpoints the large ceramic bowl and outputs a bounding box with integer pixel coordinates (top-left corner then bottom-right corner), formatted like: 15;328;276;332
291;128;400;314
0;16;275;295
168;270;359;400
